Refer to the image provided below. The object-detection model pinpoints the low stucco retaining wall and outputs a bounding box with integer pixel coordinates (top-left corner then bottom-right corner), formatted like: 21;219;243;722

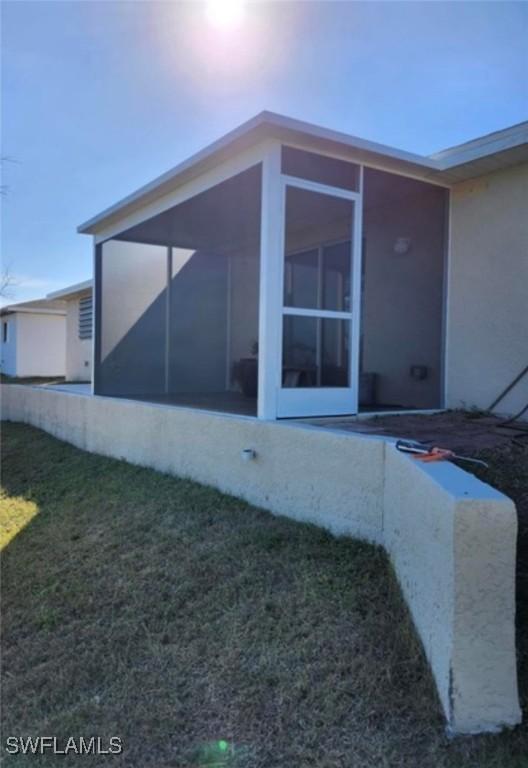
1;384;384;542
0;384;521;734
384;447;520;734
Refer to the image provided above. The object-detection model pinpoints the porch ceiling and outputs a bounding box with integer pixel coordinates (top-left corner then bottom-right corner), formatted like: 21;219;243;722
115;165;261;253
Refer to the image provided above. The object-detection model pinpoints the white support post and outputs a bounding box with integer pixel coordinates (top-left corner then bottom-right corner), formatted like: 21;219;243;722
257;142;283;420
165;247;172;395
350;165;364;414
91;237;100;396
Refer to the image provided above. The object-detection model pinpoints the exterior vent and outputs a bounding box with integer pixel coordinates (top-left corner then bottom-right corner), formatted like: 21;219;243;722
78;295;93;340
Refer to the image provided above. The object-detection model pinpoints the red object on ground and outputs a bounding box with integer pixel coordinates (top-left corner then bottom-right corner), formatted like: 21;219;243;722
414;447;455;463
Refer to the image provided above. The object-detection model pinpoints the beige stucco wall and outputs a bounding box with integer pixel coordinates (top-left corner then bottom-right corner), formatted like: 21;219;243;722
384;446;519;733
15;313;66;377
1;384;384;543
0;383;521;734
447;163;528;417
65;295;92;382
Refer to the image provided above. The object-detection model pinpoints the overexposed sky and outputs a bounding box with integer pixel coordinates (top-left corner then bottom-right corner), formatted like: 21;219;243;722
1;1;527;304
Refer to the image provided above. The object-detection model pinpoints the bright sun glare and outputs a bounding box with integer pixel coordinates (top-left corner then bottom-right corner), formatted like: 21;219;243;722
205;0;246;30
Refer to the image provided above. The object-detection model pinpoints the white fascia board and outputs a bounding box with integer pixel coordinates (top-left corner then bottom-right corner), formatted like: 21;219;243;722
77;111;528;237
431;121;528;168
78;112;442;237
78;112;271;235
262;111;438;168
1;307;66;317
47;279;93;301
92;140;275;244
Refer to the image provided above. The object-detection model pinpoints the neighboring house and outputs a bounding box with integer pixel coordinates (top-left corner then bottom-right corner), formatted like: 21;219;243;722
0;299;66;378
47;280;93;382
78;112;528;420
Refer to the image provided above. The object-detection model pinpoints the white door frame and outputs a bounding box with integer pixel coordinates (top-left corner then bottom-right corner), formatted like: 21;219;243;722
257;144;364;420
277;174;362;418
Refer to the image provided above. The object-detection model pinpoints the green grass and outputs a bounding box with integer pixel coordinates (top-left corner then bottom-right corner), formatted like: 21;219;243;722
1;422;527;767
0;374;65;385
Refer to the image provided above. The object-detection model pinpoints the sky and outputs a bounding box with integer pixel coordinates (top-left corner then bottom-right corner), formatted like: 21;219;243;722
1;0;527;305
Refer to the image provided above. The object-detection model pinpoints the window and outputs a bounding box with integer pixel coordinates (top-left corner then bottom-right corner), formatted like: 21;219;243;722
78;295;93;340
2;321;8;343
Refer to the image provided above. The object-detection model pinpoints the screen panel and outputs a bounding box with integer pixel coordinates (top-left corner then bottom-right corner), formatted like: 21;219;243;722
282;145;359;192
99;240;168;396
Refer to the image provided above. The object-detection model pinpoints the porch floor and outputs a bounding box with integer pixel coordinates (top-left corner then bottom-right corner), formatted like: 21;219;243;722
127;392;257;416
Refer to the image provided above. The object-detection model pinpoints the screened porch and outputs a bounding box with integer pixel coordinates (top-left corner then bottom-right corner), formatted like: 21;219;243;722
93;144;447;419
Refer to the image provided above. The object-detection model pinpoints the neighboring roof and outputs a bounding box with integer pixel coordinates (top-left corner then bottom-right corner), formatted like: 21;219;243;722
78;111;528;235
429;120;528;162
429;120;528;183
0;298;66;317
47;279;92;301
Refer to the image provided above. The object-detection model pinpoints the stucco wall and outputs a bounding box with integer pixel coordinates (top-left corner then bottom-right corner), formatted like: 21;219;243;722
15;313;66;377
66;297;92;382
0;383;521;734
447;162;528;418
384;447;520;733
1;384;384;542
0;316;17;376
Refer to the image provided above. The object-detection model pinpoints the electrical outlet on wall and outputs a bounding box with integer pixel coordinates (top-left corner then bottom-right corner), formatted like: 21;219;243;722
410;365;428;381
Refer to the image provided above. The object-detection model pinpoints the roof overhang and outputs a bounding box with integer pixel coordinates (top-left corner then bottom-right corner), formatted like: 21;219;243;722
0;298;66;317
47;279;92;301
78;111;528;236
430;121;528;183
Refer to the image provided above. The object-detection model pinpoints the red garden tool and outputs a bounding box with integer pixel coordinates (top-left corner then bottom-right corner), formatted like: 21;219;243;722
395;439;489;469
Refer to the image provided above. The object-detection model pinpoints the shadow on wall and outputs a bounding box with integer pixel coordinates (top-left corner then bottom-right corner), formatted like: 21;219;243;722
98;250;229;397
97;164;262;401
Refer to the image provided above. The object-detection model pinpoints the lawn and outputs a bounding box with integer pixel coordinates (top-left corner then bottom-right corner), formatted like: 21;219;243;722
1;422;527;767
0;375;65;385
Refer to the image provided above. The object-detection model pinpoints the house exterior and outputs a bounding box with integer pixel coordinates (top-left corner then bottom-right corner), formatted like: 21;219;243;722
1;114;524;735
78;112;528;421
47;280;93;382
0;299;67;378
445;160;527;418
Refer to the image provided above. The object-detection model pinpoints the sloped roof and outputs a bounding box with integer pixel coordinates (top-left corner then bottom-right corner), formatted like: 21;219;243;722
0;298;66;317
78;111;528;235
47;279;92;301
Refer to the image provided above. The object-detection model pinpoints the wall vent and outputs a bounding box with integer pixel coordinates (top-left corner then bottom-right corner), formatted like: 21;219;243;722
78;295;93;340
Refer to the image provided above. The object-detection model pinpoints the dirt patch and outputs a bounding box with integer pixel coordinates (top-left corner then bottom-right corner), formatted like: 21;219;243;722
310;409;528;563
309;410;528;453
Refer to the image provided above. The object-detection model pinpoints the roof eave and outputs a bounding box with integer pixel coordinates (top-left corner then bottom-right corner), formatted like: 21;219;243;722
77;111;441;236
77;112;528;237
77;112;271;235
47;279;93;301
